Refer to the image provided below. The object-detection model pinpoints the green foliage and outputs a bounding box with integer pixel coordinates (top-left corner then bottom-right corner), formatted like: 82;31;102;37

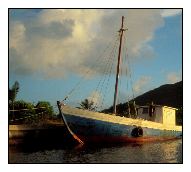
8;81;56;125
9;100;35;124
9;81;19;104
13;100;35;111
79;98;95;111
9;100;55;125
35;101;54;116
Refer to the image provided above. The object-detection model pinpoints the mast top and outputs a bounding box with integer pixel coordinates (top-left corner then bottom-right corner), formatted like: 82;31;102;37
118;16;128;33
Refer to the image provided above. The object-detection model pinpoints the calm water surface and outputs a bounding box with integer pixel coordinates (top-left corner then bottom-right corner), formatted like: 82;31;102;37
9;139;182;163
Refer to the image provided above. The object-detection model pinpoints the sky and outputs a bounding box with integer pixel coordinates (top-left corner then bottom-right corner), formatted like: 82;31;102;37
9;9;182;110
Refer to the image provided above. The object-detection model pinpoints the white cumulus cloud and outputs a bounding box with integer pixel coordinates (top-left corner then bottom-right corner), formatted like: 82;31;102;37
9;9;166;79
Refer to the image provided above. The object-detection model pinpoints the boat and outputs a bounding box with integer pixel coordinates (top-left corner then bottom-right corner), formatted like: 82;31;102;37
57;16;182;144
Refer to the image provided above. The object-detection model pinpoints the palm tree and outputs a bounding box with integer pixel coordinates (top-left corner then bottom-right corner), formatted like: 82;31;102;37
9;81;19;105
79;98;95;111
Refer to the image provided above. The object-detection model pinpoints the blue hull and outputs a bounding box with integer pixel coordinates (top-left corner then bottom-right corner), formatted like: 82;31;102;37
64;114;182;142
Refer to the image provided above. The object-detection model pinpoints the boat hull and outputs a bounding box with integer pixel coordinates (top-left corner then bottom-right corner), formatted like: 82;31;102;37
64;113;182;143
58;105;182;143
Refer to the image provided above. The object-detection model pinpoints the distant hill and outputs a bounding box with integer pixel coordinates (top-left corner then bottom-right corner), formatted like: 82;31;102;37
132;81;182;108
103;81;183;114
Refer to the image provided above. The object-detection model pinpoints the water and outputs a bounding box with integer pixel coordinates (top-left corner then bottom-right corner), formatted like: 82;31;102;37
9;139;182;163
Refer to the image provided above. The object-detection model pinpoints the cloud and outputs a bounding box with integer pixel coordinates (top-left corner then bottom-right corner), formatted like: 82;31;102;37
166;72;182;84
87;91;102;107
160;9;182;17
30;20;75;40
9;9;166;79
133;76;151;94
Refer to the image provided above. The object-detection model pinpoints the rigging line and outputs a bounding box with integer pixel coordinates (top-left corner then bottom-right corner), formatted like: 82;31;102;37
98;38;119;87
72;44;118;107
93;50;114;109
125;52;129;102
99;39;118;111
96;34;119;74
65;34;119;101
123;33;132;101
122;34;129;102
92;36;119;108
119;36;125;104
125;49;131;102
123;33;135;100
93;35;119;93
95;36;120;109
63;33;119;102
98;36;118;108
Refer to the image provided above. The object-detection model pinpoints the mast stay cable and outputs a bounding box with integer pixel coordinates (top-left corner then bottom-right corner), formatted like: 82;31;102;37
98;37;119;110
123;32;135;101
62;34;119;103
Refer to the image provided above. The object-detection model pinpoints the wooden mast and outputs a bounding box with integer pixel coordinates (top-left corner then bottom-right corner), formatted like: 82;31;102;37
113;16;126;114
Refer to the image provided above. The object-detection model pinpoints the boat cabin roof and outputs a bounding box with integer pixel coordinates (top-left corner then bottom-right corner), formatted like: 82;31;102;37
137;105;178;110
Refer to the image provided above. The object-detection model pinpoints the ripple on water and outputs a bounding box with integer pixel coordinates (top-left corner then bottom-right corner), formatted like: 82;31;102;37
9;139;182;163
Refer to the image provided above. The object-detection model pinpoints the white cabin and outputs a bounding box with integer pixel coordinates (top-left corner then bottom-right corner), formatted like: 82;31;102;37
137;105;177;126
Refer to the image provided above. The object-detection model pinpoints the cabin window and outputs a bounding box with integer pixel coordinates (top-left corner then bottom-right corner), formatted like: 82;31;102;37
142;108;148;114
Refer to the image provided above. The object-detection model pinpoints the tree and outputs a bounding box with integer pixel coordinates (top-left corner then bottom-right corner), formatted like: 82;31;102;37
79;98;95;111
35;101;54;117
9;81;20;120
12;100;35;112
9;81;19;106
